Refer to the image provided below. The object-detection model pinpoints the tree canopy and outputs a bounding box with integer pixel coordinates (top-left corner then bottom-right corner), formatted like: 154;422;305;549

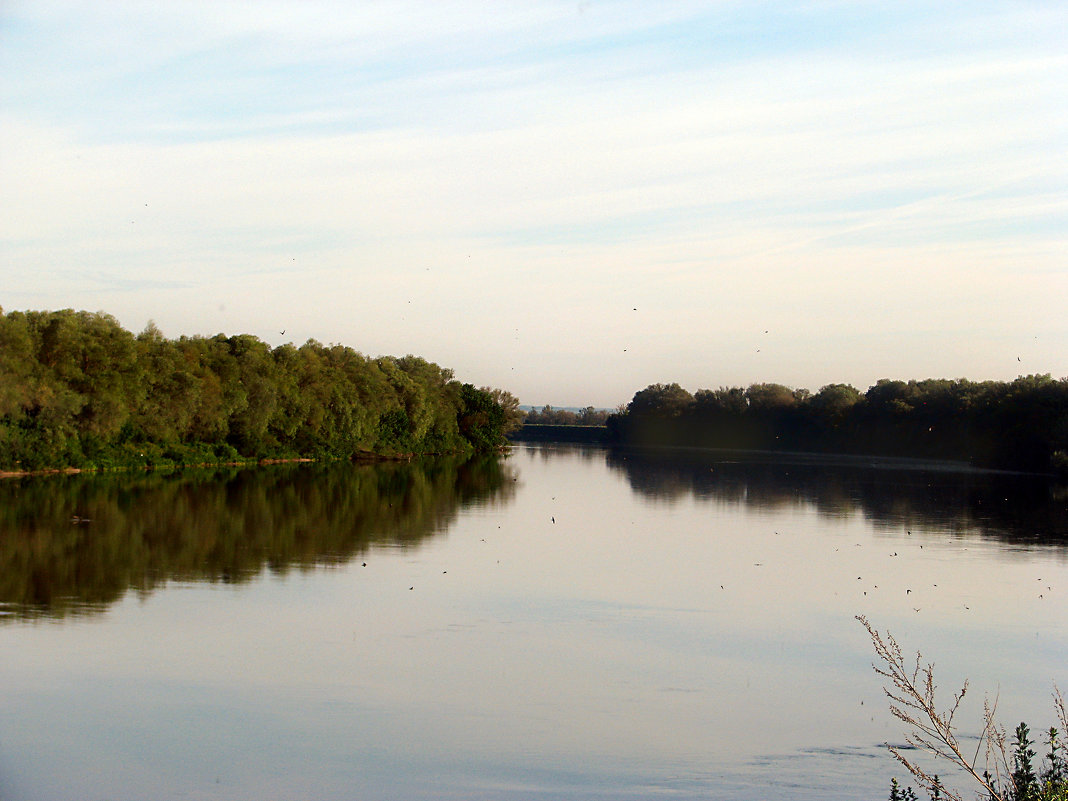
522;405;612;426
609;376;1068;473
0;308;520;471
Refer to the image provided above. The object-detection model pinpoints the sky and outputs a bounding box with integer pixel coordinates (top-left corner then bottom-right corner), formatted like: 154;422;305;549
1;1;1066;408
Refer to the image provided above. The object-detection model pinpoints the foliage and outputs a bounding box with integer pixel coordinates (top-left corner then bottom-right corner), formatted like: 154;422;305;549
859;617;1068;801
456;384;517;451
0;308;516;470
608;376;1068;473
890;777;921;801
523;405;611;426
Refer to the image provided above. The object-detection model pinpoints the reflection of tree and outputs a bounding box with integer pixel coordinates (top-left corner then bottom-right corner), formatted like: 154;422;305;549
605;448;1068;545
527;443;609;464
0;455;515;621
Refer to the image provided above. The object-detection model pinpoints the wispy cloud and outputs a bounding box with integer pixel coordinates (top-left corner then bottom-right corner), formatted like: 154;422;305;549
2;1;1066;403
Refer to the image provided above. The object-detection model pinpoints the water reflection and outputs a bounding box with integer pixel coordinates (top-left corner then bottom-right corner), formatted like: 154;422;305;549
601;447;1068;545
0;455;516;621
2;445;1066;801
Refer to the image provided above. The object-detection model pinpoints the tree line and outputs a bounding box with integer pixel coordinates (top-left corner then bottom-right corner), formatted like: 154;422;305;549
0;308;522;471
522;405;613;426
606;377;1068;473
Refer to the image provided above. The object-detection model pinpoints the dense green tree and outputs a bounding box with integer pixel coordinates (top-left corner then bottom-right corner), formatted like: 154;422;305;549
607;374;1068;473
693;386;748;417
457;384;520;451
629;383;694;417
135;322;202;444
486;387;524;434
0;308;517;470
745;382;797;412
0;309;35;418
811;383;863;418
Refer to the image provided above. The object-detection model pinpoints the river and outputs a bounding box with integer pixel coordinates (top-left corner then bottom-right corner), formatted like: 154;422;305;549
1;444;1065;800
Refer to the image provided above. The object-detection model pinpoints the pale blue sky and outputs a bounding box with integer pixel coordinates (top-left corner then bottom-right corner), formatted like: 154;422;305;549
2;1;1066;407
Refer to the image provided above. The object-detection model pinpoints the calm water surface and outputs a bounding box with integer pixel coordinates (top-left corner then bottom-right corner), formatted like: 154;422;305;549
1;445;1066;801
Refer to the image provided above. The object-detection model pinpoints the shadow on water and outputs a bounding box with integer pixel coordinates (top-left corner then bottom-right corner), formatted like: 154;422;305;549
589;445;1068;545
0;455;516;621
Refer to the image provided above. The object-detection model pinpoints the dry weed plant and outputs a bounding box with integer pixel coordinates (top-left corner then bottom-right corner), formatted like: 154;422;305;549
858;615;1019;801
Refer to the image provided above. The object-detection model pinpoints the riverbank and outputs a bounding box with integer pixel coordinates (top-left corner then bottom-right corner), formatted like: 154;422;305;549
0;449;501;481
0;457;315;481
508;424;608;444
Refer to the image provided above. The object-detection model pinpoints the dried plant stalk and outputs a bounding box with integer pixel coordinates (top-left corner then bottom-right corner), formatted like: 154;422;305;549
857;615;1007;801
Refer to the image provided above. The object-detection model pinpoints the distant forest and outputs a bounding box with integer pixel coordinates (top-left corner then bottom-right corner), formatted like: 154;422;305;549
0;308;522;471
606;379;1068;474
523;405;613;426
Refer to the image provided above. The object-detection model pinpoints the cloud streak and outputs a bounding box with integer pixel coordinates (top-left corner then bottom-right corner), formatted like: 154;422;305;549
2;1;1066;405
